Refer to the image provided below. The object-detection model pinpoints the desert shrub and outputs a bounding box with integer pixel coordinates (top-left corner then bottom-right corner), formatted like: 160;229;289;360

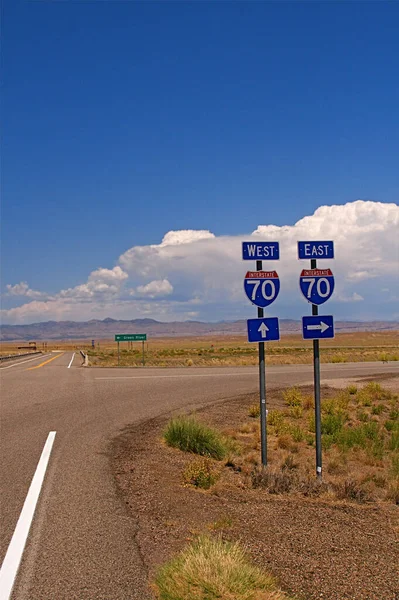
248;404;260;418
251;468;295;494
334;478;373;503
277;434;292;450
322;434;334;450
283;387;303;407
321;412;346;437
357;410;369;422
183;457;217;489
358;382;395;405
384;420;396;432
153;535;291;600
389;430;399;452
289;405;303;419
331;354;346;363
302;397;314;411
164;416;227;460
385;480;399;505
347;385;358;395
290;425;305;443
391;454;399;478
268;410;287;435
389;407;399;420
336;422;384;453
371;404;384;415
327;458;347;475
298;477;329;497
281;455;298;471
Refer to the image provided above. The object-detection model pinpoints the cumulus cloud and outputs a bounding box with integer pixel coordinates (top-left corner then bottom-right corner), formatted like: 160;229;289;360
136;279;173;298
2;201;398;324
5;282;49;299
59;266;128;300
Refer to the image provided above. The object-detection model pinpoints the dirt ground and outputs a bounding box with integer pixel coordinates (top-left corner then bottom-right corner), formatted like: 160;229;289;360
110;374;399;600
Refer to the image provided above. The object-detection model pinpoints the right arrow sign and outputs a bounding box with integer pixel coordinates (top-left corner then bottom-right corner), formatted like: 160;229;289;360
302;315;334;339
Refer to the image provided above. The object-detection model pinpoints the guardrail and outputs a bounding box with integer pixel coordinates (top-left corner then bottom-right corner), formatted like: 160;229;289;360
0;351;42;362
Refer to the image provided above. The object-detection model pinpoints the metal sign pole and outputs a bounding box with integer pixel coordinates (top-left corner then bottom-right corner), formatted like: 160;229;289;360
257;259;267;467
142;340;145;366
118;341;120;367
311;257;322;480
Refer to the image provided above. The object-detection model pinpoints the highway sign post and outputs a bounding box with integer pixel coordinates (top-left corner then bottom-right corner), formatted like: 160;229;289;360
242;241;280;467
114;334;147;366
298;241;335;480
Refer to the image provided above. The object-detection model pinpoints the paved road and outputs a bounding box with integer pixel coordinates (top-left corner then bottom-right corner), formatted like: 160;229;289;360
1;354;398;599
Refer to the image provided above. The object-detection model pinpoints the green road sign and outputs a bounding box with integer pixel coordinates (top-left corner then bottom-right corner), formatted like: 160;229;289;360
115;333;147;342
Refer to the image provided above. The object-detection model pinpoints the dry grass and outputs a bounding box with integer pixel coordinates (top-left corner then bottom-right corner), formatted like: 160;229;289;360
11;330;393;367
178;382;399;505
153;535;294;600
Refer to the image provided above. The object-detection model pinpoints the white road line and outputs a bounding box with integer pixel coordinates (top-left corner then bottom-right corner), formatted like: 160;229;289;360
0;431;57;600
0;354;50;370
67;352;75;369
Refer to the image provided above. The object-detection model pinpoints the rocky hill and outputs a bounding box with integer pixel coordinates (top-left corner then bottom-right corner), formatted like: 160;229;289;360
1;317;398;341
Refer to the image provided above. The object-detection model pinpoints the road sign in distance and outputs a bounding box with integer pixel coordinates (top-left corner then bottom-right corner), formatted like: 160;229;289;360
302;315;334;340
115;334;147;341
242;241;279;261
247;317;280;343
298;241;334;260
299;269;335;305
244;271;280;308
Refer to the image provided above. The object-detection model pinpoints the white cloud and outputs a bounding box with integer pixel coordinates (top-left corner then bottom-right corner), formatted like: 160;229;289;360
160;230;215;246
136;279;173;298
5;282;49;299
59;266;128;300
2;201;398;324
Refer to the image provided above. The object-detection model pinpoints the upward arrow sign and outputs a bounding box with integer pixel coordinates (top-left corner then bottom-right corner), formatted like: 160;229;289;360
258;322;269;338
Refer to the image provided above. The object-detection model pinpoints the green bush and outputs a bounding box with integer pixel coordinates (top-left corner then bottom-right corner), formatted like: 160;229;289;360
164;416;227;460
336;422;384;452
290;424;305;442
321;412;347;436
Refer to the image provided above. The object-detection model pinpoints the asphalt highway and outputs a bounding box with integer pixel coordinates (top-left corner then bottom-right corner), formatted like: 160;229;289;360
1;353;398;599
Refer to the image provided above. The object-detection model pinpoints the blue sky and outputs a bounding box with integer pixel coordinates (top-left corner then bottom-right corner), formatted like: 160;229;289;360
2;1;398;323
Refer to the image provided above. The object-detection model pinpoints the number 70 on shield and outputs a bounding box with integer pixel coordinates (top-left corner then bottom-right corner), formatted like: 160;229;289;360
243;271;280;308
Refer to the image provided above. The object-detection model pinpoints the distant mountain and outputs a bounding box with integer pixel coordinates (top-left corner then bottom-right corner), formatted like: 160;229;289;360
0;318;398;341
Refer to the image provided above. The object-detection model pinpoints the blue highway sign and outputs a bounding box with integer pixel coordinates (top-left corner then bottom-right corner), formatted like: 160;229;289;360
299;268;335;305
302;315;334;340
244;270;280;308
298;241;334;260
247;317;280;343
242;241;279;261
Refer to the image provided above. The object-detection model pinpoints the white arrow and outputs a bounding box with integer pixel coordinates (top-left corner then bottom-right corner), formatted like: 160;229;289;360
258;322;269;338
307;321;329;333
